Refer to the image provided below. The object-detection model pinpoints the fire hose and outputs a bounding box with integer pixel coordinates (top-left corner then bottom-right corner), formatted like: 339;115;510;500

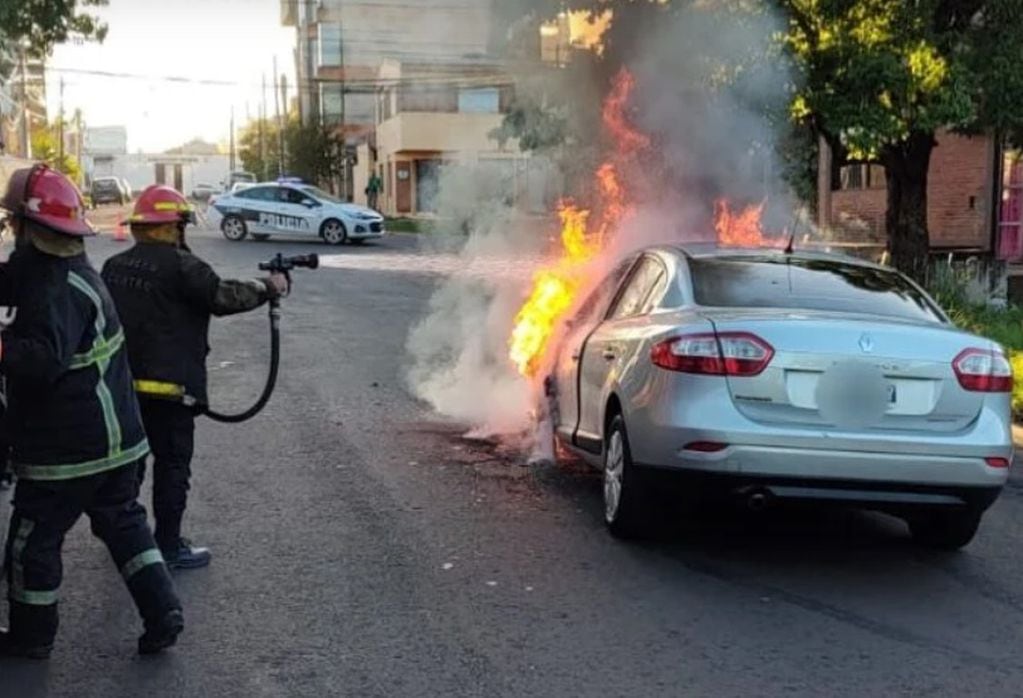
202;252;319;423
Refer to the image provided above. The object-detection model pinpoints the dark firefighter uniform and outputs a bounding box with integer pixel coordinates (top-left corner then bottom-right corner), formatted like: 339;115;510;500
101;184;284;569
0;165;182;658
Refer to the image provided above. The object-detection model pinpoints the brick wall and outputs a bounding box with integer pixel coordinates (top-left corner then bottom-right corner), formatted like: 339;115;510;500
928;133;993;248
827;132;994;249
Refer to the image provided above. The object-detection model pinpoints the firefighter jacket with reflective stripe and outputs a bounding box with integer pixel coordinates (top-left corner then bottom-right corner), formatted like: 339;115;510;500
0;246;149;480
101;242;271;405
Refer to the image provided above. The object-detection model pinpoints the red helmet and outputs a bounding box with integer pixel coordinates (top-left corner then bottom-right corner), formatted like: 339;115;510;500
128;185;195;225
1;164;95;236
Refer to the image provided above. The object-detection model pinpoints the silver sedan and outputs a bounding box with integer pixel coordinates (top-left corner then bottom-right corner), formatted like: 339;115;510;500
546;245;1013;549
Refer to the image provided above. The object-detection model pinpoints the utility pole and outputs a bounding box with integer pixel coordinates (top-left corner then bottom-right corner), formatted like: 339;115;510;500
229;105;236;174
58;77;65;169
259;74;267;181
75;109;83;187
273;56;285;177
19;48;31;159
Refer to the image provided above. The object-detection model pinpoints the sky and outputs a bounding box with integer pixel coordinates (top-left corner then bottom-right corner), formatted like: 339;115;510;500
46;0;296;153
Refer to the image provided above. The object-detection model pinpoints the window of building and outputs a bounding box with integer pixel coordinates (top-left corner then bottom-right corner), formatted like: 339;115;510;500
399;86;457;113
838;164;886;191
320;83;343;126
345;93;375;124
458;88;500;114
998;148;1023;260
318;22;341;68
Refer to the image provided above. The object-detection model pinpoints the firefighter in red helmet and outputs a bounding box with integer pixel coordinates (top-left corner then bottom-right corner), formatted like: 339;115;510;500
102;185;286;570
0;165;183;658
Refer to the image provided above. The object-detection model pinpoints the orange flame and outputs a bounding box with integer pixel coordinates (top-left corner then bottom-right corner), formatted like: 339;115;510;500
509;69;646;378
714;199;769;247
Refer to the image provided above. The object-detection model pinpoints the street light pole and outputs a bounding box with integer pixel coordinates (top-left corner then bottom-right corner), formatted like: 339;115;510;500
19;48;31;158
58;77;65;169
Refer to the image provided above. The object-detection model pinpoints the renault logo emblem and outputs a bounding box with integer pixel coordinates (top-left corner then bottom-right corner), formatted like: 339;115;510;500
859;333;875;353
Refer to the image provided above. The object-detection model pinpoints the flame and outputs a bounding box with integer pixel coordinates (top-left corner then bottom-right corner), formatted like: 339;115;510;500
508;69;645;378
714;199;769;247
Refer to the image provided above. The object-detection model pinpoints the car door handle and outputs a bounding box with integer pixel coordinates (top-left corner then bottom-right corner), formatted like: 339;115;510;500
602;348;617;361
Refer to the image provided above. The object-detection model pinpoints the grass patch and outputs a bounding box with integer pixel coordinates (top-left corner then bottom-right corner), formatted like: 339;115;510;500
385;217;436;234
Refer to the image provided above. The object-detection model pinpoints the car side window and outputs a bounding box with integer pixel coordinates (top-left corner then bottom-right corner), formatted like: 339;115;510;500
237;187;276;202
279;188;307;204
607;257;664;320
572;259;634;327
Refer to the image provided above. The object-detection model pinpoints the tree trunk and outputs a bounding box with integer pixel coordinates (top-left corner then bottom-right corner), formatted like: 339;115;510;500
882;131;936;284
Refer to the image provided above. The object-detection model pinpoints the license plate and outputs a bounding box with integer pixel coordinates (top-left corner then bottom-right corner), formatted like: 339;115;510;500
887;383;897;404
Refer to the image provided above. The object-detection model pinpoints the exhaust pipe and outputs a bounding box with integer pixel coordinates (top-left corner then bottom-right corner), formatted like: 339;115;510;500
746;489;771;512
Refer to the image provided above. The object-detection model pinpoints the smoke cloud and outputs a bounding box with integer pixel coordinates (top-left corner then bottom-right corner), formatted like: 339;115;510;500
405;2;801;449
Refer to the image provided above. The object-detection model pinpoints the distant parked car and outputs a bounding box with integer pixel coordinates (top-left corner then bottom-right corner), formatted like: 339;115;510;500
91;176;126;206
209;180;385;244
190;183;219;202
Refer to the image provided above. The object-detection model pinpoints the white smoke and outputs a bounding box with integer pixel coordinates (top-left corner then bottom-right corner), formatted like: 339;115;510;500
405;2;801;449
404;162;548;438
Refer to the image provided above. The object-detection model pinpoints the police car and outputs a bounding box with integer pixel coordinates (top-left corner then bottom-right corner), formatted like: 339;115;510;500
208;178;385;245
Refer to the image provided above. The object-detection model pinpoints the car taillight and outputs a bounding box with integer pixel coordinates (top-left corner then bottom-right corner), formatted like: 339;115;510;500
651;332;774;376
953;348;1013;393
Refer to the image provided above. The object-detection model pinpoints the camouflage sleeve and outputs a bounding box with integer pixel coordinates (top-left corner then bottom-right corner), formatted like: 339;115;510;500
179;251;272;318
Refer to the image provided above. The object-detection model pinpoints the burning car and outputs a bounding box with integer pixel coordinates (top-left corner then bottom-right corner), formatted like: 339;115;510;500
542;244;1013;549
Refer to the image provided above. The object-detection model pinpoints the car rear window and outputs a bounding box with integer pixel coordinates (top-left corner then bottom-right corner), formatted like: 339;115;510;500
689;256;945;323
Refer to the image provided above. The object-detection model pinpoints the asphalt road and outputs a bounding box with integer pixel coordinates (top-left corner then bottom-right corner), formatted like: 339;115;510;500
3;217;1023;697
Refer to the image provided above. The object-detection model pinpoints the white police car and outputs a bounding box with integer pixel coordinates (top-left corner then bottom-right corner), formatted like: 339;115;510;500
208;178;385;245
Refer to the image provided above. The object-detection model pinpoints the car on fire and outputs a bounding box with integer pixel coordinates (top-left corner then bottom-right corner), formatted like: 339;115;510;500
207;180;385;245
546;244;1013;549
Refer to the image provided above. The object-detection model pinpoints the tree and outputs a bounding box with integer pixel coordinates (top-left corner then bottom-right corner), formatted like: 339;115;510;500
237;116;344;188
780;0;1023;282
0;0;108;57
31;119;81;183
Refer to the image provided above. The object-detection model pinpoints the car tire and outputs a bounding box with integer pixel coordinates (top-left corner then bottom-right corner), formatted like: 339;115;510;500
908;509;982;550
604;414;651;539
321;219;347;245
221;215;248;242
252;234;270;242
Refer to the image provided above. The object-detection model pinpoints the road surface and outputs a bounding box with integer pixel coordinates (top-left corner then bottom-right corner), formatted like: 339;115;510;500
2;218;1023;697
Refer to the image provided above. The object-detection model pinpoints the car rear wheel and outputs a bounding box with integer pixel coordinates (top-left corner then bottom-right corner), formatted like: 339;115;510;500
604;414;650;538
221;215;248;242
908;509;982;550
321;219;347;245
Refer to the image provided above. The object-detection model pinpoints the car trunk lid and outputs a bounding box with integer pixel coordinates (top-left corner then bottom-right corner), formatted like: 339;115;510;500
701;308;992;434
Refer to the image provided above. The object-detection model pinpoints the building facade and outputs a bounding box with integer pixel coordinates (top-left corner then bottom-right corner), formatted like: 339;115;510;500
367;59;547;216
819;131;1017;253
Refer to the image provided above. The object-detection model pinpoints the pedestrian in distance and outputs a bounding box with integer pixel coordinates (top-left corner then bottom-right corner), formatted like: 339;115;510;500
0;165;183;659
102;185;288;570
366;172;383;211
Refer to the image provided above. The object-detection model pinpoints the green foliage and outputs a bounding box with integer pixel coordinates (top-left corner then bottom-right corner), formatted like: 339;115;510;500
238;117;344;187
0;0;108;57
30;120;81;184
779;1;1006;159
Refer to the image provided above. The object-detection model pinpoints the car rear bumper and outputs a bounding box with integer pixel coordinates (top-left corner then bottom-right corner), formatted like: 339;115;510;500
634;465;1003;512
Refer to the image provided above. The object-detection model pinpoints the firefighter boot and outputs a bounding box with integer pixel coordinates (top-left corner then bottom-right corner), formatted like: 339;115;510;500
138;608;184;655
160;538;211;570
0;603;58;660
0;628;53;660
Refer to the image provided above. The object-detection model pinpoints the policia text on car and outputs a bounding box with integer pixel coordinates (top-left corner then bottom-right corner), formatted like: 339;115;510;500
0;165;183;659
102;186;288;569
